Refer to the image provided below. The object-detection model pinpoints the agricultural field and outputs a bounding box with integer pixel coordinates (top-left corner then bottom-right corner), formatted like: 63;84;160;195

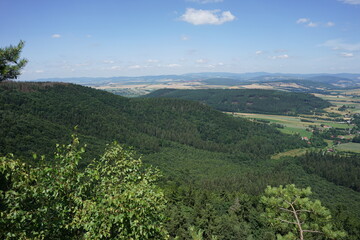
271;148;313;159
234;90;360;153
232;113;312;137
334;142;360;153
104;85;359;153
315;92;360;115
232;112;350;138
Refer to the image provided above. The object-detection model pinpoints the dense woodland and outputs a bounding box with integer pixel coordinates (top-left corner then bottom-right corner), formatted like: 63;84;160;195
1;82;360;239
0;82;306;162
298;152;360;192
144;89;332;115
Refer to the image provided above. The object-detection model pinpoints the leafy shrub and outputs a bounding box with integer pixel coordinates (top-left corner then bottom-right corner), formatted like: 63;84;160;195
0;136;168;239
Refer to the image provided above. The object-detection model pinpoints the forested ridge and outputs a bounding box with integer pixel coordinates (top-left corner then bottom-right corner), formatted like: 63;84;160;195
298;152;360;192
0;82;305;161
1;82;360;239
144;88;332;115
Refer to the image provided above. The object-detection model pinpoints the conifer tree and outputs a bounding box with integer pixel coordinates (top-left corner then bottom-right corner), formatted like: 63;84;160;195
261;184;346;240
0;40;28;82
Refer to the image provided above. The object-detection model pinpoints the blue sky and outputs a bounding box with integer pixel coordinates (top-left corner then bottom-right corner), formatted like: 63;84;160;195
1;0;360;80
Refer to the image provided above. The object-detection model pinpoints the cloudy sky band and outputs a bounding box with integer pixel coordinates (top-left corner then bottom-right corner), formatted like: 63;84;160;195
0;0;359;79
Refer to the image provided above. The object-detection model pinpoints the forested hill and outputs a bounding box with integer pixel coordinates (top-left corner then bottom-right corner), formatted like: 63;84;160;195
2;82;360;239
144;89;332;115
0;82;305;161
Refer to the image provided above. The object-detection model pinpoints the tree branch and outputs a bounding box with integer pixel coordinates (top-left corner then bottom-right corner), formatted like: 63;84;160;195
276;218;297;225
279;207;293;213
296;209;312;213
303;230;323;234
288;200;304;240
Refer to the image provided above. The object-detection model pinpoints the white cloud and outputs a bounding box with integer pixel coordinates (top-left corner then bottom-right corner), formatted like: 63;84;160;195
74;63;90;67
296;18;317;27
166;64;181;68
340;52;354;57
204;63;224;68
181;35;190;41
180;8;235;25
128;65;142;69
339;0;360;5
110;66;122;70
35;70;44;73
322;39;360;51
51;34;61;38
255;50;264;55
196;59;207;63
296;18;310;24
297;18;334;28
147;59;159;63
307;22;318;27
187;0;224;3
103;60;115;64
275;49;287;53
270;54;289;60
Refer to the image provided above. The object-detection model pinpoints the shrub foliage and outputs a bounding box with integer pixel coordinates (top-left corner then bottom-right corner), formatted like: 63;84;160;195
0;136;168;239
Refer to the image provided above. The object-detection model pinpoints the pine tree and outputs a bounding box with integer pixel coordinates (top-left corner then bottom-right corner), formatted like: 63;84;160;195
261;184;346;240
0;40;28;82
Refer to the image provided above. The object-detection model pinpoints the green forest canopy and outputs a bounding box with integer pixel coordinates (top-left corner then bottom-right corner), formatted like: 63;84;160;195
144;88;332;115
0;82;306;162
1;82;359;239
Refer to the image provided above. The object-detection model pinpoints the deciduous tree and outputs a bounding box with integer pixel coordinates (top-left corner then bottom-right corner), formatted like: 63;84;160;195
0;136;168;239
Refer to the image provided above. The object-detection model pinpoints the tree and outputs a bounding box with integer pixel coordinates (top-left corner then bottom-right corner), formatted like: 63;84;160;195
0;136;168;239
0;40;28;82
352;135;360;143
188;226;219;240
261;184;346;240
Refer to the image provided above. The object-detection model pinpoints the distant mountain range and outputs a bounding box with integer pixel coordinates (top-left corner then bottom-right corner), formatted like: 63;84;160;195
29;72;360;84
28;72;360;94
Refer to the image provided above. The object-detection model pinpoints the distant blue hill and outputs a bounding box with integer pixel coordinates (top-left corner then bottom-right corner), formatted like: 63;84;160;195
26;72;360;90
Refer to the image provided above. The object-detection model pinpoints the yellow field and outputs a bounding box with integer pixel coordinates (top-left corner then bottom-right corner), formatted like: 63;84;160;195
271;148;312;160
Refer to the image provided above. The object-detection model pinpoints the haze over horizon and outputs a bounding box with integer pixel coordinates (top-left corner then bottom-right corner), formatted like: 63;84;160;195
1;0;360;80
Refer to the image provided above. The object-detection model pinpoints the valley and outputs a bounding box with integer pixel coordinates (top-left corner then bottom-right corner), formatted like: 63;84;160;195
34;72;360;97
132;75;360;154
2;0;360;238
88;72;360;154
1;79;360;239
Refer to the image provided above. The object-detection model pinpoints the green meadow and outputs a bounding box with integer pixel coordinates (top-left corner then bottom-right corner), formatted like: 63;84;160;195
335;142;360;153
233;113;350;138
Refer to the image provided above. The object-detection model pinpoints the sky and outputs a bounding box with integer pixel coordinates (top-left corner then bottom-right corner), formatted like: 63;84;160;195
1;0;360;80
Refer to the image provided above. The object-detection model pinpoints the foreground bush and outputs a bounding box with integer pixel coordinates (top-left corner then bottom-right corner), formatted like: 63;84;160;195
0;136;168;239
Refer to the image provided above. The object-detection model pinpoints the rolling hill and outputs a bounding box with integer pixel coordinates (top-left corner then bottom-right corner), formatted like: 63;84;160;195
30;72;360;95
0;81;305;161
144;89;332;115
1;81;360;238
